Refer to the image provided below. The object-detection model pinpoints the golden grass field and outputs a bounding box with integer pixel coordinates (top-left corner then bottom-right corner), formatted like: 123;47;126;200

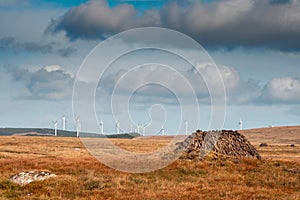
0;126;300;199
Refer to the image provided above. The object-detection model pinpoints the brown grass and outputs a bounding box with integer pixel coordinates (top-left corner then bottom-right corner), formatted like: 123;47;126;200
0;134;299;199
242;125;300;145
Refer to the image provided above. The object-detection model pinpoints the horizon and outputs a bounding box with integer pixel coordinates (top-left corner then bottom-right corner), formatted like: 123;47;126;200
1;124;300;136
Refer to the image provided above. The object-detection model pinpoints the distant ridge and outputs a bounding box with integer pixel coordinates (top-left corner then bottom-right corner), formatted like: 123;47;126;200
241;125;300;145
0;128;140;139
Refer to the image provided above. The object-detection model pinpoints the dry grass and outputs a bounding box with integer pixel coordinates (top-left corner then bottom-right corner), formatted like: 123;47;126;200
242;125;300;145
0;135;299;200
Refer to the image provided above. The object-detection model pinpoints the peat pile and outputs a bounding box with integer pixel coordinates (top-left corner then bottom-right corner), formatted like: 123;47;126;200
176;130;261;160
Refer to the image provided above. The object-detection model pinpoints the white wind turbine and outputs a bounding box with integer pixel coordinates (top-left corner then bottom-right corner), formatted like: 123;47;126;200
137;124;141;134
99;120;104;134
116;121;120;134
184;121;188;135
130;124;133;133
75;116;81;137
62;116;66;131
238;118;243;130
141;122;151;136
141;124;147;136
52;120;58;137
160;124;165;136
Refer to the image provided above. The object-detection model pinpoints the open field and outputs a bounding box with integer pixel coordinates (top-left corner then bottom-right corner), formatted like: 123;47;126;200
0;127;300;199
242;126;300;145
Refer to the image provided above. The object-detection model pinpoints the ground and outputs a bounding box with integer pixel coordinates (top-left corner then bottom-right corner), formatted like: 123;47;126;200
0;126;299;199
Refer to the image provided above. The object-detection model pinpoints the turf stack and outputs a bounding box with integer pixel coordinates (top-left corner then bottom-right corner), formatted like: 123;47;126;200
176;130;261;160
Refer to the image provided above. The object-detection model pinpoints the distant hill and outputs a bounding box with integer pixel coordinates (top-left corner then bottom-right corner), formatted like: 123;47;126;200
0;128;140;139
241;126;300;145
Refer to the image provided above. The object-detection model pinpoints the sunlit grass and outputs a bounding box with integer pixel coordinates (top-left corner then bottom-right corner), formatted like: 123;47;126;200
0;136;299;199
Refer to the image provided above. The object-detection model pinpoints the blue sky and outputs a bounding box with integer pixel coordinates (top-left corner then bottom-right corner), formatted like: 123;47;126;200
0;0;300;134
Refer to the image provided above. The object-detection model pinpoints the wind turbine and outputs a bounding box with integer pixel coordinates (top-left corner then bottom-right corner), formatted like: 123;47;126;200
52;120;58;137
161;125;165;136
238;118;243;130
116;121;120;134
142;125;146;136
99;120;104;134
75;116;81;137
62;116;66;131
130;124;133;133
137;124;141;134
184;121;188;135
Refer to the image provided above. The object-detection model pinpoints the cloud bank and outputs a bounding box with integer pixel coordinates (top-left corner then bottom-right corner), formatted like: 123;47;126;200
260;76;300;104
0;37;76;57
99;63;260;105
2;63;300;105
3;65;74;100
47;0;300;51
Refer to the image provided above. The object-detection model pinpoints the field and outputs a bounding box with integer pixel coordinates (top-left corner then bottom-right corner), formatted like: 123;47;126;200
0;126;300;199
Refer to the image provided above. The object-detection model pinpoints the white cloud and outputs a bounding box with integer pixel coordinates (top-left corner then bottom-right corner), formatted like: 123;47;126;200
99;62;258;105
260;76;300;104
44;65;63;72
194;62;239;92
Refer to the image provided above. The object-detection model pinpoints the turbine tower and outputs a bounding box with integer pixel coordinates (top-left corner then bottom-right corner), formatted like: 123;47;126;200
161;126;165;136
184;121;188;135
75;116;81;137
116;121;120;134
238;118;243;130
62;116;66;131
52;120;58;137
142;125;146;136
137;124;140;134
130;124;133;133
99;120;104;134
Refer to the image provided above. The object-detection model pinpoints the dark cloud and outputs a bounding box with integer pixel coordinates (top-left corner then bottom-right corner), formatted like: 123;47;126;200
0;37;15;47
4;65;31;82
22;42;54;54
45;0;160;41
269;0;291;5
3;65;74;100
0;36;77;57
46;0;300;51
0;0;29;7
27;66;73;100
57;46;77;57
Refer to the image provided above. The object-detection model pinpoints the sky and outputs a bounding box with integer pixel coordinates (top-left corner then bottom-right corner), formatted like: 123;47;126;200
0;0;300;134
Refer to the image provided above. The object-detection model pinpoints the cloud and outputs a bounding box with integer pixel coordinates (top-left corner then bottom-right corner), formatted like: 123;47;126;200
0;0;28;7
0;37;15;47
259;76;300;104
269;0;291;5
99;63;259;105
57;46;77;57
194;63;260;104
3;65;74;100
0;36;77;57
46;0;160;40
46;0;300;51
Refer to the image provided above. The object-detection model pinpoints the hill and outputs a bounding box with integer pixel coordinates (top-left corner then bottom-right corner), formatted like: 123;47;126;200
0;128;140;139
241;125;300;145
